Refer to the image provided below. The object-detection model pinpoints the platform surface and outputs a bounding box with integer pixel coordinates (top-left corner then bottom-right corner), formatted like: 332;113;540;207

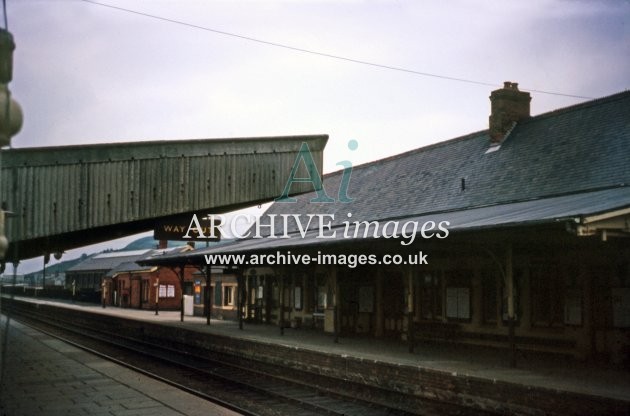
3;296;630;406
0;314;240;416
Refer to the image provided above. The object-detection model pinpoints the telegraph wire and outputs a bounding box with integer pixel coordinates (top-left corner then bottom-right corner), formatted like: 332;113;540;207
79;0;593;100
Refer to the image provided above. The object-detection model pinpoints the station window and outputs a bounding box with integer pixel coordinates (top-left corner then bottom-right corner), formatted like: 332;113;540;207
501;269;521;324
446;287;470;320
420;272;442;321
294;286;302;310
183;281;193;296
224;286;234;306
214;281;222;305
444;270;472;321
316;286;327;311
159;284;176;298
313;273;327;312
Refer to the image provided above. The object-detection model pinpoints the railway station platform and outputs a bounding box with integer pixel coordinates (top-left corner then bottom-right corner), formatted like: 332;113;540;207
2;296;630;415
0;314;240;416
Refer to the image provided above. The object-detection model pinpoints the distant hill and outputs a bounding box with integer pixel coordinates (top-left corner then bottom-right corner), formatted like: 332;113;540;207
24;253;92;278
19;237;179;277
120;236;184;251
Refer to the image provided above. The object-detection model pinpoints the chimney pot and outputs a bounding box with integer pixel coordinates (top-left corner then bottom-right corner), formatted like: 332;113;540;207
489;81;531;144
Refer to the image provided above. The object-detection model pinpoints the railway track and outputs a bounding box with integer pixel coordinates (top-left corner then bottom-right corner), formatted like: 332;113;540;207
3;299;496;416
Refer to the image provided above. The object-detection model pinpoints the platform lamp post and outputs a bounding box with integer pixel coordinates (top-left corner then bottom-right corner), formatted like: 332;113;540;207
177;265;186;323
204;264;211;325
154;278;160;315
42;253;50;294
101;280;107;308
279;274;285;336
10;260;17;282
236;268;244;331
154;278;159;315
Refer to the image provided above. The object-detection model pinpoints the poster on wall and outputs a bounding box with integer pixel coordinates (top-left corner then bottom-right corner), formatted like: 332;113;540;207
317;287;327;310
446;287;470;319
458;288;470;319
194;279;202;304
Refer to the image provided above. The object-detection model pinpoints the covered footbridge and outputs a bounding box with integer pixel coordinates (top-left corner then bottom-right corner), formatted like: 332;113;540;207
0;135;327;262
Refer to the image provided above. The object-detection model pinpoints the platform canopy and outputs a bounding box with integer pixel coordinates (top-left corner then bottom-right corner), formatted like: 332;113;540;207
0;135;328;261
138;186;630;267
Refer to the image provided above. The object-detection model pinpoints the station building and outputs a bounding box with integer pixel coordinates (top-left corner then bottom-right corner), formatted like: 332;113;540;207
66;246;194;310
66;250;151;303
144;84;630;365
65;244;239;318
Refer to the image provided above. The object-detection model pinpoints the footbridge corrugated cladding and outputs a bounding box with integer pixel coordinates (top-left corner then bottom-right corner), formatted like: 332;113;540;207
0;135;327;261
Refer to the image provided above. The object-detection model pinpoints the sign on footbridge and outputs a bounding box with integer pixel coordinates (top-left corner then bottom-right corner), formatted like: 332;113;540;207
0;135;327;262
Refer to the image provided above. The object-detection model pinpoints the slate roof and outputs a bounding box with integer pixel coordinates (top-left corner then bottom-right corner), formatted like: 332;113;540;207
66;250;152;273
105;261;156;278
139;187;630;263
259;90;630;235
138;90;630;264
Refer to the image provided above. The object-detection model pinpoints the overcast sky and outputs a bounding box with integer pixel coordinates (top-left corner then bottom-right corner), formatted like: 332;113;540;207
4;0;630;274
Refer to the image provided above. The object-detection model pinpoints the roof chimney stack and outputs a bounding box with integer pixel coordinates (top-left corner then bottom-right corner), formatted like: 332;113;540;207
489;82;531;143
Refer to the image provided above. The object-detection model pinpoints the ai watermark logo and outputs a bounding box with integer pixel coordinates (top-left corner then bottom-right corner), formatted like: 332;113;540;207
178;139;451;245
275;140;358;203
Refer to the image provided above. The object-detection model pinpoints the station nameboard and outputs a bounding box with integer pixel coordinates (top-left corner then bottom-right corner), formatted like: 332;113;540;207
154;213;222;242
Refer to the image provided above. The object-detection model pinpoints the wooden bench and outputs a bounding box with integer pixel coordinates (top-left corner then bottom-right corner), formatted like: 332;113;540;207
312;312;325;329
